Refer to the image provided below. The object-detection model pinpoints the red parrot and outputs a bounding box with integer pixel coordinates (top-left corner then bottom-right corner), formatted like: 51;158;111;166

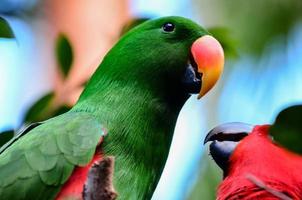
204;122;302;200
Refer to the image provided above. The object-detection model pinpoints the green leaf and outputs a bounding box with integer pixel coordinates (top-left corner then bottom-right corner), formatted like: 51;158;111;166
0;16;14;38
24;92;55;123
55;34;73;78
208;27;238;59
270;105;302;154
0;130;14;147
53;105;71;116
24;91;72;124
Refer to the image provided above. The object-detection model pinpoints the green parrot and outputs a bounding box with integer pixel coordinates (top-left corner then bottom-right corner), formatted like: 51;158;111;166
0;16;224;200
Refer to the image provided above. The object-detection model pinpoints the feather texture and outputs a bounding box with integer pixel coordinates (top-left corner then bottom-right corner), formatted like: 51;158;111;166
218;125;302;199
0;112;104;199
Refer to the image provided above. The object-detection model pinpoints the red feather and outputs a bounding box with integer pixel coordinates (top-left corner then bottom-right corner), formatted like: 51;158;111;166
55;153;103;200
218;125;302;200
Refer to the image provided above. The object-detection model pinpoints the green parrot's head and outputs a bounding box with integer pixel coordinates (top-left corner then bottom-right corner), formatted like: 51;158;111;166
85;16;224;104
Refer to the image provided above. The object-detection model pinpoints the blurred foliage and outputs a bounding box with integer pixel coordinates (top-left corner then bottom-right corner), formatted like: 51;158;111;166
0;130;14;147
194;0;302;55
0;16;14;38
22;33;74;124
24;92;54;123
188;153;221;200
120;17;150;36
23;92;70;123
208;27;238;59
23;96;72;125
0;0;43;19
270;105;302;154
56;34;73;77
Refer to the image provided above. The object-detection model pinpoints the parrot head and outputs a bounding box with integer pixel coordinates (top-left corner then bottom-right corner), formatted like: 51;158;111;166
83;16;224;104
204;123;302;199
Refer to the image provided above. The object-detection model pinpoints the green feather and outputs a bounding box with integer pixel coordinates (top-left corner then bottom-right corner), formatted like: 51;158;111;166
0;112;104;199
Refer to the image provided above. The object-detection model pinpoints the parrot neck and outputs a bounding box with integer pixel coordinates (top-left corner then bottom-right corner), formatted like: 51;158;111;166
72;78;188;199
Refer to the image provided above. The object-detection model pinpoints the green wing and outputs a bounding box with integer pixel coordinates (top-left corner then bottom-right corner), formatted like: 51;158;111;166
0;122;43;154
0;112;104;200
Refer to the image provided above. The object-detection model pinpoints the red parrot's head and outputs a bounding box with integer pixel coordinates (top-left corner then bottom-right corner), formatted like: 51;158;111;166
204;123;302;200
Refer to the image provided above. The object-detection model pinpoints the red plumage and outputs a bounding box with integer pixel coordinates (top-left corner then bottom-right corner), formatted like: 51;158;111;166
217;125;302;200
56;153;103;200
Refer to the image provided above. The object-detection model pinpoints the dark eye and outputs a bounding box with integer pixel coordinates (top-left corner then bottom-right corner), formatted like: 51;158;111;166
162;22;175;32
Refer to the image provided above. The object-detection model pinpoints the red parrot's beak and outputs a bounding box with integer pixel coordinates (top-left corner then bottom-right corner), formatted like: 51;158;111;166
204;122;253;175
191;35;224;98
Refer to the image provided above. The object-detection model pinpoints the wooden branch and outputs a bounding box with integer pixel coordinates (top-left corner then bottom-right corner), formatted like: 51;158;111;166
83;156;117;200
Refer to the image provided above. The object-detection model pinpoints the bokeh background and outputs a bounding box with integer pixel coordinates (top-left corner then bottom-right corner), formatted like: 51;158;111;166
1;0;302;199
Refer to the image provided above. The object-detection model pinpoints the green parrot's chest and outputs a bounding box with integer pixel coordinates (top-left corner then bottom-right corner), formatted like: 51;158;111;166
74;83;182;199
101;119;173;200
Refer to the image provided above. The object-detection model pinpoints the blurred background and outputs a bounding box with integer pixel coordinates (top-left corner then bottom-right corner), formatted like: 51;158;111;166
1;0;302;199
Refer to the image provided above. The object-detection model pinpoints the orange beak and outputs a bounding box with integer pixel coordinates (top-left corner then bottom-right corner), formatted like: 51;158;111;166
191;35;224;98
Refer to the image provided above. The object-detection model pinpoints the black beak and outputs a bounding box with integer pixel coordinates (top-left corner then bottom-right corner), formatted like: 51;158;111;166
204;122;253;176
181;56;202;94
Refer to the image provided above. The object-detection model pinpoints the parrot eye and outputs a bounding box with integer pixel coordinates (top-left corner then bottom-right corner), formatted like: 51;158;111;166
162;22;175;32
